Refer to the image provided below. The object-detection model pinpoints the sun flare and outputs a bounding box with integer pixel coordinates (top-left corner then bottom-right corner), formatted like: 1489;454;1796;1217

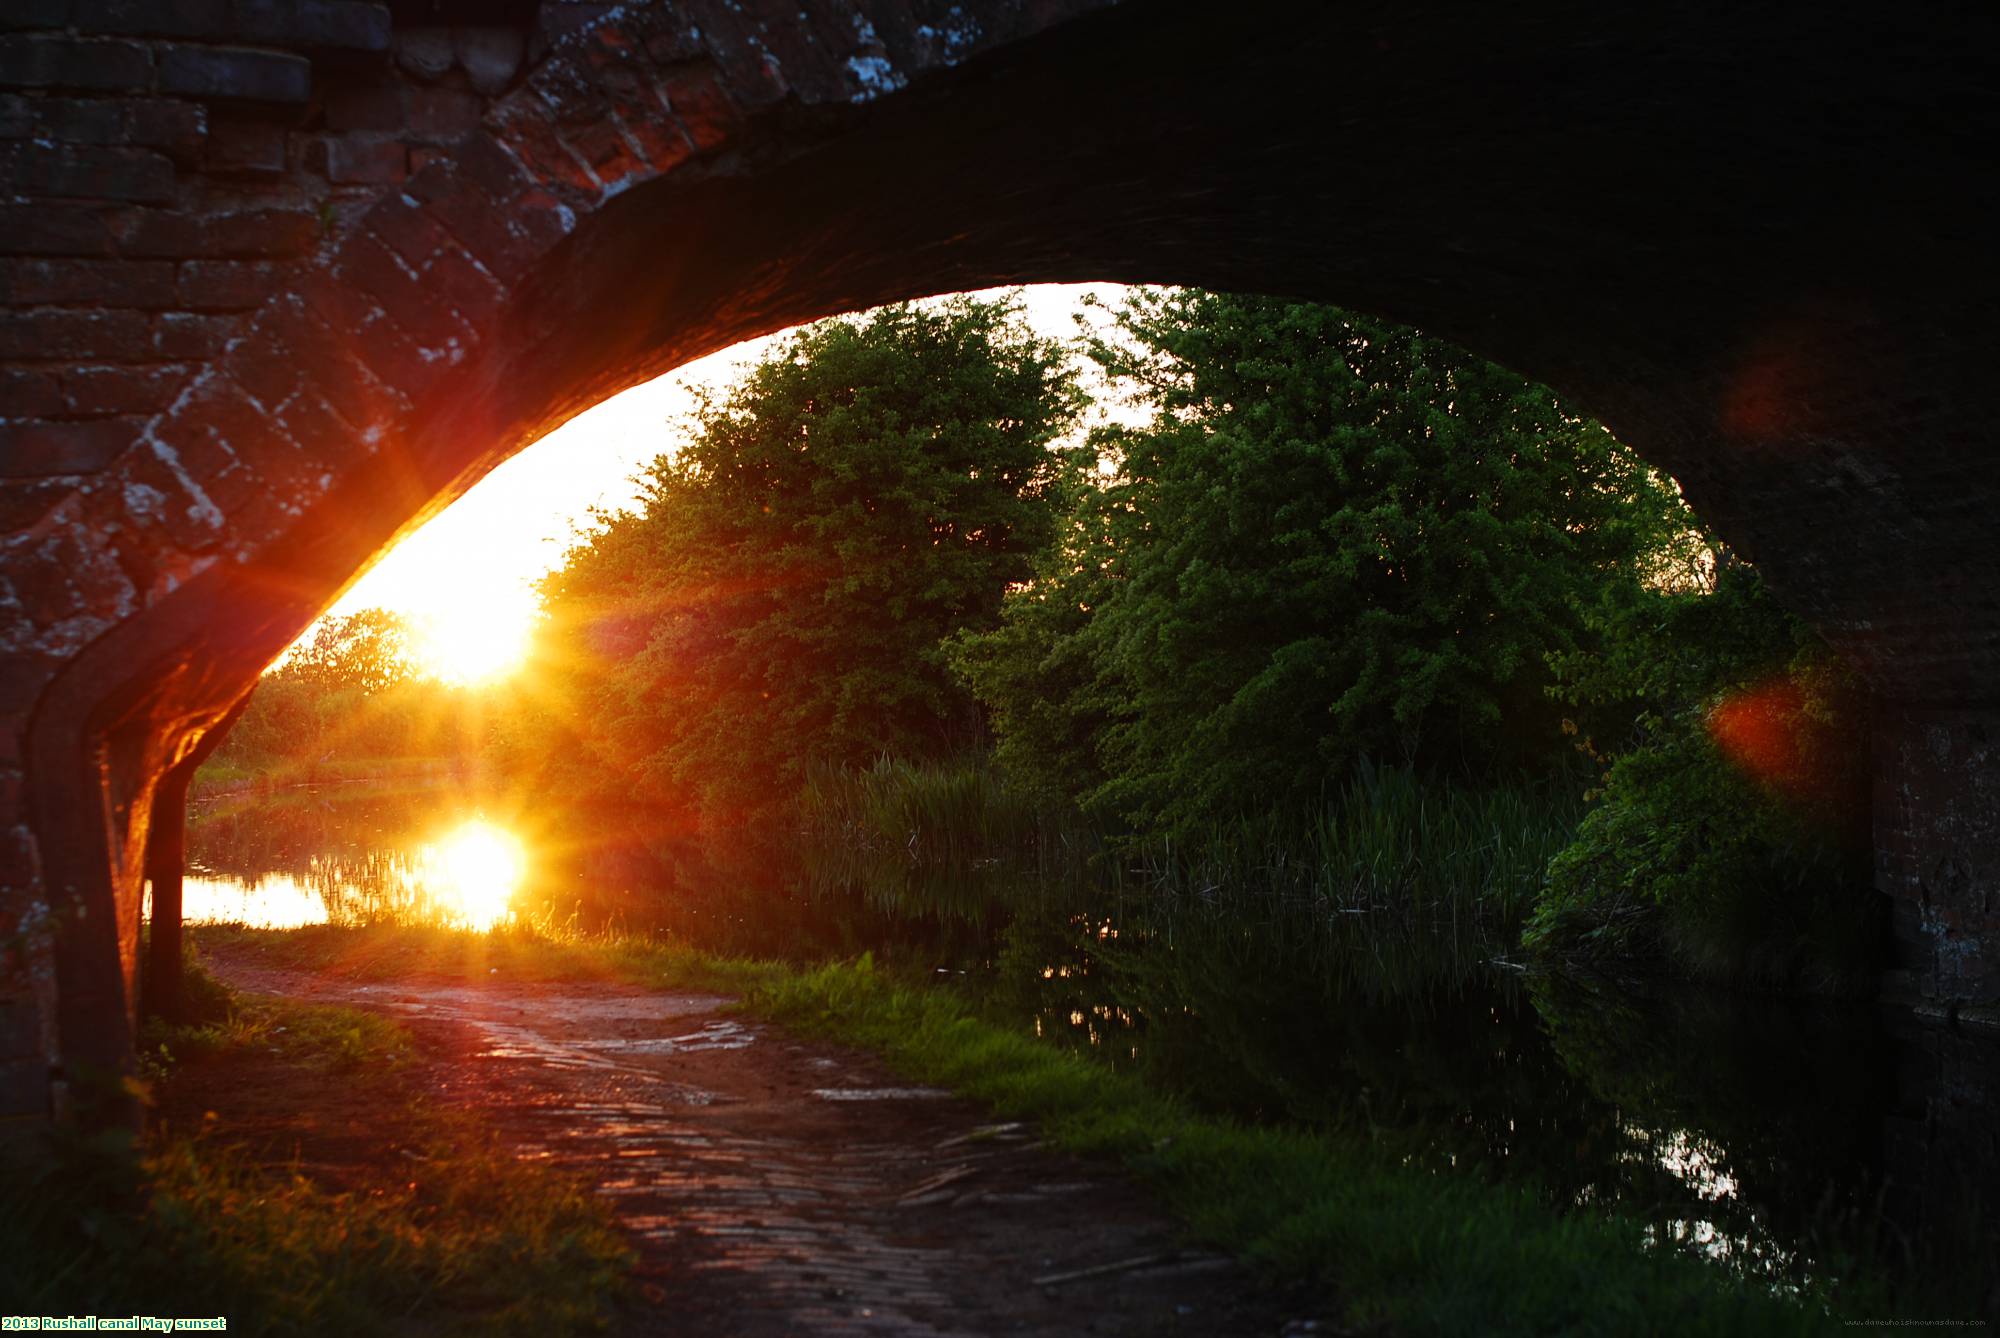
422;820;524;930
403;587;537;685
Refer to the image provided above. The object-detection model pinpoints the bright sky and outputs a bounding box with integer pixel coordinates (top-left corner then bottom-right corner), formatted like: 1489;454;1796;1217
320;283;1135;683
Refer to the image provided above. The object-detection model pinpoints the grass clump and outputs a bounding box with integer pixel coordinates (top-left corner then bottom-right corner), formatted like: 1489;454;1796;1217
5;978;629;1337
746;957;1842;1337
189;918;761;994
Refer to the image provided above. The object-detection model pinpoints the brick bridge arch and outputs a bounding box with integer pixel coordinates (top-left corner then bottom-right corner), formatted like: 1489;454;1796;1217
3;0;1996;1128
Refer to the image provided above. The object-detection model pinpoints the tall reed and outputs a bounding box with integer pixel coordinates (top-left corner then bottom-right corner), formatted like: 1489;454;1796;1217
798;754;1580;932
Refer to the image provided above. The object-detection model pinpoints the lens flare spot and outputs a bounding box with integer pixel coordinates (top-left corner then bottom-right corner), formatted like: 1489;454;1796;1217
422;820;523;930
1707;679;1809;795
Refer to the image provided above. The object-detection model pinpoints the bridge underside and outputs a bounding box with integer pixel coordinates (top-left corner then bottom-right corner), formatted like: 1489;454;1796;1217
2;0;1997;1133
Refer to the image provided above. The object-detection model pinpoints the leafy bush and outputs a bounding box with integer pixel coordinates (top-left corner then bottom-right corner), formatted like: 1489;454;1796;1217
1526;650;1875;990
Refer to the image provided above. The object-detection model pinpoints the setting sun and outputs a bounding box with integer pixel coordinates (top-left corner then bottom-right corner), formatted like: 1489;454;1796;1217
421;820;525;930
412;597;535;685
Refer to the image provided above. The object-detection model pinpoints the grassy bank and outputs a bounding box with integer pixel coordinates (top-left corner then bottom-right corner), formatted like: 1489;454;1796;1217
3;960;628;1336
752;957;1843;1338
184;922;1861;1335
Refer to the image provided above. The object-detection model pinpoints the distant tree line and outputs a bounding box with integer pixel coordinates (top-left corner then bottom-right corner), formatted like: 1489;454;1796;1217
209;608;484;778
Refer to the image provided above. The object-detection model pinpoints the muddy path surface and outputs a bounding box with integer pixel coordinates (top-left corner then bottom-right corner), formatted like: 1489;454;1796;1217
205;951;1318;1337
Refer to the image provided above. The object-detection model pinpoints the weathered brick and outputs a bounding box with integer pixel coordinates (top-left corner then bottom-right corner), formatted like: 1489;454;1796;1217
269;287;413;427
194;459;258;514
244;1;391;53
110;439;226;553
651;6;785;111
0;654;56;717
72;0;229;40
219;324;302;408
5;506;135;629
1;141;175;202
0;368;66;418
149;407;239;498
0;1;71;32
150;309;238;360
332;231;465;351
490;94;600;195
0;35;153;91
306;131;405;184
120;96;206;158
632;12;705;67
156;43;311;103
322;83;405;133
0;479;69;537
0;257;177;306
456;25;524;95
293;287;435;410
595;75;692;176
212;408;320;501
271;382;359;470
392;25;452;79
175;258;281;310
0;94;29;137
403;86;484;139
163;373;296;486
220;485;296;549
364;192;450;269
14;94;124;142
0;418;139;478
554;112;646;194
539;4;623;44
117;206;321;259
0;307;151;361
452;130;535;203
203;118;287;175
0;203;118;257
396;161;571;287
424;243;505;331
660;64;738;153
60;363;188;415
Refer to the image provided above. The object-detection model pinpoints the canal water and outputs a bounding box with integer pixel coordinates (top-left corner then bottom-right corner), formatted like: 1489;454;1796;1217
169;784;2000;1314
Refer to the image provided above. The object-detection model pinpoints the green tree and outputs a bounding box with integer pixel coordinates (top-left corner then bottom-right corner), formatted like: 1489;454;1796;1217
208;609;469;771
283;608;423;696
535;297;1083;822
954;289;1692;835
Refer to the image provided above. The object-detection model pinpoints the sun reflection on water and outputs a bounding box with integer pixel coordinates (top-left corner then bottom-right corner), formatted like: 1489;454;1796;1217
417;820;524;930
166;814;528;930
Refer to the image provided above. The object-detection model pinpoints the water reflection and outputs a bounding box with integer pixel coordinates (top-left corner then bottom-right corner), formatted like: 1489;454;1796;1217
179;785;1999;1313
168;791;528;930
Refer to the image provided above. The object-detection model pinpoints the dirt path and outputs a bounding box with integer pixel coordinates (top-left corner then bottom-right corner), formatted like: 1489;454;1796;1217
205;952;1316;1337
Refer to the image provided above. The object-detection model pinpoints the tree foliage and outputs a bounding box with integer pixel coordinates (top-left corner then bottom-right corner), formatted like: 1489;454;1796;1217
282;608;423;696
954;289;1694;835
533;297;1083;822
1527;562;1875;988
211;610;476;769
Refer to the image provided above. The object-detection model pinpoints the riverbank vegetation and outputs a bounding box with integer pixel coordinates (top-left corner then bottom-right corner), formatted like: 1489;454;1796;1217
206;288;1874;989
174;288;1924;1329
506;287;1870;989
